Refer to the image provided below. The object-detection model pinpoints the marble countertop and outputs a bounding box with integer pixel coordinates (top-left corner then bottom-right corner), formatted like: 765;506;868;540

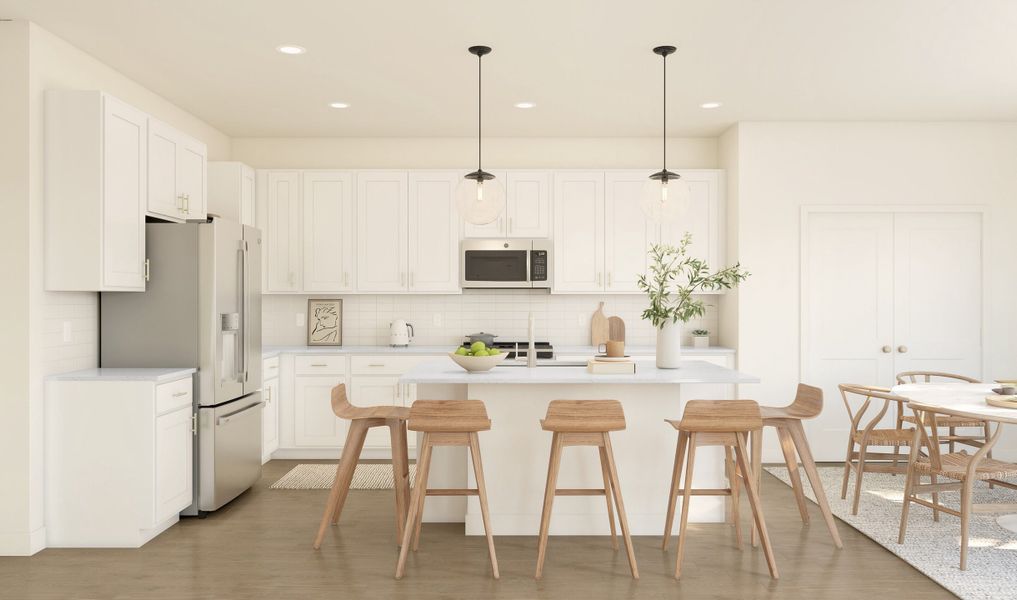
399;358;758;385
47;367;197;383
262;345;734;359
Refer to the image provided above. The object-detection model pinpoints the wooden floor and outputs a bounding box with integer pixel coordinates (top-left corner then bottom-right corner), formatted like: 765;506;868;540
1;460;954;599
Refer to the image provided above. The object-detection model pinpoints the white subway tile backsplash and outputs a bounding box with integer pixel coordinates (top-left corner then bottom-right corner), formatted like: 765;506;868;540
263;291;719;347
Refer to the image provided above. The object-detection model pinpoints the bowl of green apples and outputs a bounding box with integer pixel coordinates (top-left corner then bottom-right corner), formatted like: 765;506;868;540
448;341;508;372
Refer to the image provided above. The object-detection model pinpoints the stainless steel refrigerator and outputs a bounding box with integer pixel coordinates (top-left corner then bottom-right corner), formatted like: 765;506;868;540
101;218;263;514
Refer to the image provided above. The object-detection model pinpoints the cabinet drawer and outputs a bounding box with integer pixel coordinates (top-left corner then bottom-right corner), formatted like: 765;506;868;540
294;355;346;376
263;356;280;379
350;355;436;376
156;377;193;415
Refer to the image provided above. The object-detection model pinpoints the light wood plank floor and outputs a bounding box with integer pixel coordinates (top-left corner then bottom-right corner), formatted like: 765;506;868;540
1;460;954;599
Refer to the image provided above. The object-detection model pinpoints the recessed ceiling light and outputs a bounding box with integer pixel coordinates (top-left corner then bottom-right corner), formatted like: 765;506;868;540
700;102;722;109
276;45;306;55
329;102;350;109
514;102;536;109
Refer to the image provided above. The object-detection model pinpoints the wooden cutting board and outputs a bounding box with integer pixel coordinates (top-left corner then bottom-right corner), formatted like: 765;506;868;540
608;316;626;342
591;302;610;347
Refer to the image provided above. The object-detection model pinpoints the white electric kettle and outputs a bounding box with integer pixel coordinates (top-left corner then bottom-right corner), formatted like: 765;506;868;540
389;320;414;347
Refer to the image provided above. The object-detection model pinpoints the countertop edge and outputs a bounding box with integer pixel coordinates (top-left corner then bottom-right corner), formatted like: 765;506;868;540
47;367;197;383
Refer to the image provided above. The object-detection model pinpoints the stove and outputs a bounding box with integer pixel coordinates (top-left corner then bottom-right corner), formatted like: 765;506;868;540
459;340;555;360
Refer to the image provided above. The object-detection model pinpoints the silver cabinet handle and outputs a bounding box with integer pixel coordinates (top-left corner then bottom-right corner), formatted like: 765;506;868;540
265;387;272;402
508;217;513;234
191;413;197;435
344;272;349;286
144;259;151;282
368;363;385;367
183;193;190;214
881;345;892;353
172;391;188;397
607;272;612;287
897;345;909;353
597;272;602;286
310;362;328;367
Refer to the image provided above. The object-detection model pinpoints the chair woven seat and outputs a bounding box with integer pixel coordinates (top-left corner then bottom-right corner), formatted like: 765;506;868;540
852;428;915;446
913;451;1017;481
901;414;986;428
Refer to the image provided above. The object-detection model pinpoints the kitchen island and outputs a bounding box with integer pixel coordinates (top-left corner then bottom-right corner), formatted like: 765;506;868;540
399;358;759;536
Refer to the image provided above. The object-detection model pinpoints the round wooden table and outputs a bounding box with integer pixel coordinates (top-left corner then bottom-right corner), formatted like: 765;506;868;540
892;382;1017;532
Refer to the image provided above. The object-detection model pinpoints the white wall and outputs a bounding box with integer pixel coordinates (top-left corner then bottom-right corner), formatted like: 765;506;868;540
232;137;718;169
727;122;1017;459
0;20;232;555
262;292;719;348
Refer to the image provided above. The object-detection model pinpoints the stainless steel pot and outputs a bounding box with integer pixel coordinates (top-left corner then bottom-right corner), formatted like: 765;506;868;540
465;332;497;346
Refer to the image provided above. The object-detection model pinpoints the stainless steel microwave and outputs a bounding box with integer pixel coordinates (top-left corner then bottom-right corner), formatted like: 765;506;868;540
460;239;552;289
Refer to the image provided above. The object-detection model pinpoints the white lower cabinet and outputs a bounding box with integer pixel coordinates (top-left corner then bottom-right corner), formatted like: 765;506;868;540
294;375;349;447
45;373;195;547
262;376;280;463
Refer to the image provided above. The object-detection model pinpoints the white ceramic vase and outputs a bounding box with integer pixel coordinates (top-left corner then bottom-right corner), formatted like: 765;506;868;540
656;321;682;369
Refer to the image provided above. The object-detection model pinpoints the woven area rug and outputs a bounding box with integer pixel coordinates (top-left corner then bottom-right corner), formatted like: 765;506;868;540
765;465;1017;600
270;463;415;490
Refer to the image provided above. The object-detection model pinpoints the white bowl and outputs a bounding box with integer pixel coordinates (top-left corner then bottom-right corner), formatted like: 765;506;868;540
448;351;508;372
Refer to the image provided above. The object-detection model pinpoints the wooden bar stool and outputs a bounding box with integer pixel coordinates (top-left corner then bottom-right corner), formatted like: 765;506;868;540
749;383;843;548
663;400;778;580
395;400;498;580
535;400;638;580
313;384;411;549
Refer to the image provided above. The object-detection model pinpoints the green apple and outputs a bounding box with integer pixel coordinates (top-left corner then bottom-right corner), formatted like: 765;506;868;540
487;348;501;355
470;341;487;354
454;347;468;356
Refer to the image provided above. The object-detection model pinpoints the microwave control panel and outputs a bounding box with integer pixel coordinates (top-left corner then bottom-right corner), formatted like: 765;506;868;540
530;250;548;281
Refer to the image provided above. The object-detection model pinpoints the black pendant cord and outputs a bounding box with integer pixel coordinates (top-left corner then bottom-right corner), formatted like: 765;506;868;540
662;50;667;172
478;51;483;172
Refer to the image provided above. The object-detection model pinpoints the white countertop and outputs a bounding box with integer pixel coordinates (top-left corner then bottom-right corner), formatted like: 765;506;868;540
47;367;197;383
262;345;734;359
400;358;758;385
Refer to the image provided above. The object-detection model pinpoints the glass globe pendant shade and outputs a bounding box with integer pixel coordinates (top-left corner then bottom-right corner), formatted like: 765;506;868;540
640;174;690;224
456;173;505;225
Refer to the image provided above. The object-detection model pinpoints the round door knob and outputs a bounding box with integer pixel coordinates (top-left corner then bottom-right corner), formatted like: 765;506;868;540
881;345;892;353
897;345;908;353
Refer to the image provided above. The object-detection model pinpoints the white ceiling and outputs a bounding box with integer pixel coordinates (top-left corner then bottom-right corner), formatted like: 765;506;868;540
3;0;1016;137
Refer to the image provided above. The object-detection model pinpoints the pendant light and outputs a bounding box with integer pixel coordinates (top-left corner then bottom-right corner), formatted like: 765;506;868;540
641;45;691;224
456;45;506;225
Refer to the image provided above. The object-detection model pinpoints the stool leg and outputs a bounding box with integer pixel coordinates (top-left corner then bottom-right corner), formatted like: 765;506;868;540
389;419;411;545
735;432;779;579
412;438;436;552
662;431;689;550
314;419;368;549
725;445;742;549
776;425;810;524
468;432;499;580
396;433;432;579
603;433;638;579
597;445;619;551
674;432;697;579
535;432;564;580
788;420;842;548
750;429;763;548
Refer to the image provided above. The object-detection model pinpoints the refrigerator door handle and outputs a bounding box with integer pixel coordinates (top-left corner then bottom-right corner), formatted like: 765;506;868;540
239;240;250;383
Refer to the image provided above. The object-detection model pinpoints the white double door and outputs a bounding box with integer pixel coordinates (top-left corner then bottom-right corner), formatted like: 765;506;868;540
802;210;983;459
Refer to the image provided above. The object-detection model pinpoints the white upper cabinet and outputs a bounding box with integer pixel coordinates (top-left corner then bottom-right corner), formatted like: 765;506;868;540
303;171;355;292
604;172;656;292
462;170;550;238
505;171;552;238
553;172;605;292
407;171;459;292
208;162;256;226
146;118;207;222
264;171;303;292
45;91;147;292
357;171;409;292
659;170;723;271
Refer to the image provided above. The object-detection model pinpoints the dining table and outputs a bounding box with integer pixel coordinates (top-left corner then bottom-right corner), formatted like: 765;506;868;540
891;382;1017;533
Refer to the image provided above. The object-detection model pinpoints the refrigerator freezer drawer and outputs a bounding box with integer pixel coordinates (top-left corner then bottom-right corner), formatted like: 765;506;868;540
198;394;263;511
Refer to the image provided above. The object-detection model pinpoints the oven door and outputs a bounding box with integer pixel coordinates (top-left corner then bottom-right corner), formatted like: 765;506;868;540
461;239;533;288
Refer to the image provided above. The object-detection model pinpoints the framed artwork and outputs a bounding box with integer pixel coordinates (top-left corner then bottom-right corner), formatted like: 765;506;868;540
307;299;342;346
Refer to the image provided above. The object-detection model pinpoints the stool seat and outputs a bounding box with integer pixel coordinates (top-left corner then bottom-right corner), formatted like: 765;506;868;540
759;404;813;420
408;400;491;432
676;400;762;433
540;400;626;432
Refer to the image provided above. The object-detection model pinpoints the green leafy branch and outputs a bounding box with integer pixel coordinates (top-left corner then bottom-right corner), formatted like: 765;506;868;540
636;233;750;328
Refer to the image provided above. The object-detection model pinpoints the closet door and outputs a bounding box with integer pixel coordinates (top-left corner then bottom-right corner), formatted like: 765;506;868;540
892;212;982;378
802;212;895;459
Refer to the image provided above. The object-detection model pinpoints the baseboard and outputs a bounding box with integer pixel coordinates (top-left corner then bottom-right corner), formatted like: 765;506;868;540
271;447;417;461
0;526;46;556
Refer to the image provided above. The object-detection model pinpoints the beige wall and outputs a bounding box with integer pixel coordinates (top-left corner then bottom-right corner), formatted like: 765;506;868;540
0;20;36;556
231;137;717;169
728;122;1017;460
0;21;232;555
